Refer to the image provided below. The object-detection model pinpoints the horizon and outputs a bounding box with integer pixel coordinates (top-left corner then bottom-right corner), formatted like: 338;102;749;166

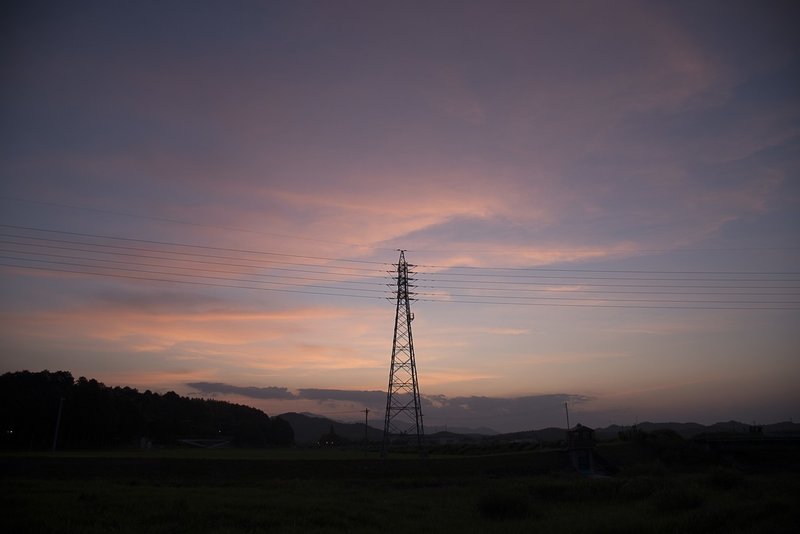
3;368;796;435
1;1;798;435
278;409;797;434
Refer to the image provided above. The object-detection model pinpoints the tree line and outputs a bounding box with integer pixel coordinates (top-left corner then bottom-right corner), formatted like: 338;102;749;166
0;370;293;449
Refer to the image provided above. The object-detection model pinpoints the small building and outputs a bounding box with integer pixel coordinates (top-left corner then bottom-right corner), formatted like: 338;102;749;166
318;425;345;447
567;424;596;475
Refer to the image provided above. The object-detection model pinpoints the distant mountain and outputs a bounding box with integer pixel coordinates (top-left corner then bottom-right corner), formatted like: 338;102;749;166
762;421;800;436
280;411;800;445
281;412;497;445
427;425;498;435
279;412;383;445
434;420;800;443
595;420;800;440
492;427;567;443
595;422;708;440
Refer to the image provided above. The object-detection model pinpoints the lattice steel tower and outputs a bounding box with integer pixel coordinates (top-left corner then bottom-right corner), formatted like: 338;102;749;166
382;250;425;456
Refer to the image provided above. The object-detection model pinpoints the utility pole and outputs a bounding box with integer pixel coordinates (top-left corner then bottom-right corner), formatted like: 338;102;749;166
565;401;571;430
382;250;425;457
52;396;64;452
364;408;369;456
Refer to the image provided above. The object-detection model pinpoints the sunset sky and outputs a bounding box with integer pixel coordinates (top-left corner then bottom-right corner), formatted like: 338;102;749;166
1;0;798;433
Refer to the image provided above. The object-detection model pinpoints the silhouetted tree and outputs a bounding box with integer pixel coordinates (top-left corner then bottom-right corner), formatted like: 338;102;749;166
270;416;294;446
0;370;72;449
0;370;294;449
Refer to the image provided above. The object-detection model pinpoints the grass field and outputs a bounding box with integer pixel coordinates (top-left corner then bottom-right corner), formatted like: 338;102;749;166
2;445;799;533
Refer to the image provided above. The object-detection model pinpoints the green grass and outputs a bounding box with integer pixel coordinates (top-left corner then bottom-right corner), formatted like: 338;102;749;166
2;448;798;533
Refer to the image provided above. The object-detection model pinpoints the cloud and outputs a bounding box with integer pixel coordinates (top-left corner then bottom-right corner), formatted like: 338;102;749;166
421;393;594;430
185;381;592;432
0;286;393;389
2;0;796;433
187;382;295;400
297;388;386;405
9;0;788;270
480;327;530;336
186;382;385;404
427;394;591;415
421;66;485;124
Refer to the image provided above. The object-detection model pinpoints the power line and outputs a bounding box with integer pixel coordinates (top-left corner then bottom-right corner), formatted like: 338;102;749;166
4;224;796;279
416;271;799;283
0;234;385;273
416;297;799;310
2;224;798;309
0;233;387;275
4;224;798;278
415;278;797;289
0;249;389;289
0;224;391;266
5;231;796;292
0;239;384;283
406;245;800;254
414;284;796;296
3;260;797;310
0;255;391;295
7;239;797;304
0;195;401;251
0;262;390;301
415;264;800;275
5;196;799;256
415;293;800;304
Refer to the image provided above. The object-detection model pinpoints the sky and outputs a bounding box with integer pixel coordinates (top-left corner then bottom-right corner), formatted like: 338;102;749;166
1;0;798;433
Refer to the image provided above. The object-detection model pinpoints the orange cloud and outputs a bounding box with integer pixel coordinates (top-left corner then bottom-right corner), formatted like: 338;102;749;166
96;368;218;392
479;327;530;336
0;296;393;373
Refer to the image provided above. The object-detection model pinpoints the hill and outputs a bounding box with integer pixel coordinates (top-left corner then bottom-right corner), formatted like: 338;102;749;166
594;420;800;440
278;412;383;444
427;424;499;435
284;410;800;447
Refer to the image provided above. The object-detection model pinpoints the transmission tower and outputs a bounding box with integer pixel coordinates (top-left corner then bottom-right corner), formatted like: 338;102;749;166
382;250;425;457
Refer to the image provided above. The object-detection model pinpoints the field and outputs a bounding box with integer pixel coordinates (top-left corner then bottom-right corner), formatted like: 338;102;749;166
2;444;799;533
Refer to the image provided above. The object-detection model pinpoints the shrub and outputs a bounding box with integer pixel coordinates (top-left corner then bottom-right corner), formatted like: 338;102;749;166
618;477;659;500
529;480;574;502
653;484;704;512
477;491;531;520
705;467;745;490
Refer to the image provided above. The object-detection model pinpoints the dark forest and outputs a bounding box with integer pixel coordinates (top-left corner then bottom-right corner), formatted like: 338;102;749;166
0;370;293;450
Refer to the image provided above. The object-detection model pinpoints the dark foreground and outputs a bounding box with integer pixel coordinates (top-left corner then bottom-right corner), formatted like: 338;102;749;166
2;443;799;533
